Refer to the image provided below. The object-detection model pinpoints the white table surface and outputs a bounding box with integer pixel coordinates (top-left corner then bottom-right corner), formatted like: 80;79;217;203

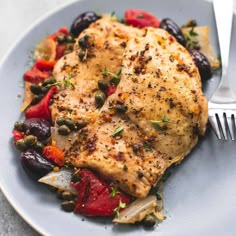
0;0;235;235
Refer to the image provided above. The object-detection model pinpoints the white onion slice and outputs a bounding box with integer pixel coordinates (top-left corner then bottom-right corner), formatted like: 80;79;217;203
51;127;78;151
113;195;158;224
38;169;77;195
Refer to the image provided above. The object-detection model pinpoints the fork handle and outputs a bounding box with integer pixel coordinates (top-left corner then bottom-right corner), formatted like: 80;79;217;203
211;0;235;102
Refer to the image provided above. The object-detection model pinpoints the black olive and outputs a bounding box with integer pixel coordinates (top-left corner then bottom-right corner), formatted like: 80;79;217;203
189;49;212;80
160;18;186;46
24;118;51;141
21;149;55;180
70;11;101;37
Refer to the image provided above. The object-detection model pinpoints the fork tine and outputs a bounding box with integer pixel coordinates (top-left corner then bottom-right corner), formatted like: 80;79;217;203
209;115;222;139
226;114;235;140
216;113;227;140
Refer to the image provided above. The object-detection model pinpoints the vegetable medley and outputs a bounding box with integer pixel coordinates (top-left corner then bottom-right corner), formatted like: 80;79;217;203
12;9;219;227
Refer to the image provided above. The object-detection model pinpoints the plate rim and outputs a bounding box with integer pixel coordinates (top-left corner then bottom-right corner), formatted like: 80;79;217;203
0;0;235;235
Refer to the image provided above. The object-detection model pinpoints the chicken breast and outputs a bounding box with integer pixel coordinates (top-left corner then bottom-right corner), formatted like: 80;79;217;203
68;27;208;198
51;17;143;123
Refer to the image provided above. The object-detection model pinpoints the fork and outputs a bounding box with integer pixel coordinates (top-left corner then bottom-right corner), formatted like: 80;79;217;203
208;0;236;140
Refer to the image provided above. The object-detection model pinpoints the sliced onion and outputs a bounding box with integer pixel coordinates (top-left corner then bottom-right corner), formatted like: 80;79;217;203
113;195;159;224
38;169;77;195
34;38;56;61
51;127;78;151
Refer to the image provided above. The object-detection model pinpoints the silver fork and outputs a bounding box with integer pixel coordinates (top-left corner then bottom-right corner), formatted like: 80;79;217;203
208;0;236;140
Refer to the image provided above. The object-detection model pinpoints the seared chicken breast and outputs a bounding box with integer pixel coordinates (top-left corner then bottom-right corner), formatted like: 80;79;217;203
52;18;208;198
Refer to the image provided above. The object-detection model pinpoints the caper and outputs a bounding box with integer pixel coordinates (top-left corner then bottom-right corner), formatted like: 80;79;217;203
143;214;156;228
98;80;108;91
42;77;56;87
115;104;128;113
14;121;25;132
64;119;76;130
15;139;27;152
66;35;75;43
78;50;86;61
57;33;67;44
31;95;44;105
57;189;64;199
41;86;50;94
56;117;66;126
71;170;81;183
78;35;90;49
95;91;106;107
58;125;71;135
34;141;45;153
30;84;42;95
62;191;75;201
76;120;87;130
24;135;37;147
61;200;76;212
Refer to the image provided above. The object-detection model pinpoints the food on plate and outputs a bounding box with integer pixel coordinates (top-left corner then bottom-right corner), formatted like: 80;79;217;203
12;9;219;227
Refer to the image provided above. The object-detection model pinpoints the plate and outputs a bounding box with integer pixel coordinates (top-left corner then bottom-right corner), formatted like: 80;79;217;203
0;0;236;235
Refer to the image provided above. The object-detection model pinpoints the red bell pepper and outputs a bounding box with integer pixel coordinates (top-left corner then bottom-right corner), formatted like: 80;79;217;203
12;130;24;142
35;59;56;71
72;169;130;217
125;9;160;28
43;145;65;166
106;84;117;96
56;44;67;60
48;27;69;41
25;86;57;121
24;66;51;84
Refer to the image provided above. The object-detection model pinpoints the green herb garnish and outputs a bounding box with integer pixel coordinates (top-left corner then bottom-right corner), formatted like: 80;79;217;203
63;74;75;89
189;27;198;36
102;68;121;85
110;187;120;198
111;11;116;17
112;126;124;136
150;115;171;131
114;200;126;218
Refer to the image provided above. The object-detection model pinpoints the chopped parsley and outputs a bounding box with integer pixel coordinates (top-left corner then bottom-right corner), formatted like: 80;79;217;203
112;126;124;136
114;200;126;218
189;27;198;36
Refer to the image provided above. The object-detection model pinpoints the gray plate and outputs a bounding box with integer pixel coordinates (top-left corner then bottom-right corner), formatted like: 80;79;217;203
0;0;236;235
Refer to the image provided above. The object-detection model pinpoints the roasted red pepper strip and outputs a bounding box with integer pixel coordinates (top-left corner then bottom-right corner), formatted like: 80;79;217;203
25;86;57;121
24;66;51;84
48;27;69;41
125;9;160;28
56;44;67;60
12;130;24;142
35;59;56;71
43;145;65;166
72;169;130;217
